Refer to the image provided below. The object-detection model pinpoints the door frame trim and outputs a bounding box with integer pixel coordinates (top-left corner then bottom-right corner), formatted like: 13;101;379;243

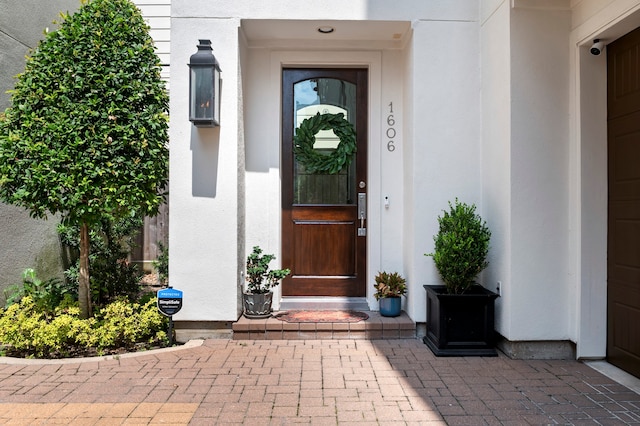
268;50;383;310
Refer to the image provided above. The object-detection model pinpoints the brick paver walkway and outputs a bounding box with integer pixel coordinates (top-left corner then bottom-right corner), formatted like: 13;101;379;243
0;339;638;425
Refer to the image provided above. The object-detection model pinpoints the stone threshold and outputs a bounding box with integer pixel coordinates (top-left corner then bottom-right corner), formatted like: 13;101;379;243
232;311;415;340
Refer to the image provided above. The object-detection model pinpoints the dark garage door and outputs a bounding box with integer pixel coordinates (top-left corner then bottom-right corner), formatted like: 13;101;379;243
607;25;640;378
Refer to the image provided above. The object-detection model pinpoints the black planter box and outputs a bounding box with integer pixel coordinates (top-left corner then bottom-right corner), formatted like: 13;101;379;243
423;284;499;357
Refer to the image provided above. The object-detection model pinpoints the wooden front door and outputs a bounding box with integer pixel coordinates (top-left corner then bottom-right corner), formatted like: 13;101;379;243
281;68;368;297
607;26;640;378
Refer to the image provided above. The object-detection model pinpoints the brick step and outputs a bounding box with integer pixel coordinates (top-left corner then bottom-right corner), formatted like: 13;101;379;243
232;311;415;340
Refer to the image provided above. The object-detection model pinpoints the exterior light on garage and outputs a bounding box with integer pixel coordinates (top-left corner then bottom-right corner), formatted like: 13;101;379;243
188;39;221;127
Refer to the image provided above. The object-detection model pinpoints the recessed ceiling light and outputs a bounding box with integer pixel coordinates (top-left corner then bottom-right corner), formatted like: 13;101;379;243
317;26;335;34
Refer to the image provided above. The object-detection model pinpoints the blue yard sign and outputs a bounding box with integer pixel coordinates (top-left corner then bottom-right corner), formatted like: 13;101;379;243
157;287;183;317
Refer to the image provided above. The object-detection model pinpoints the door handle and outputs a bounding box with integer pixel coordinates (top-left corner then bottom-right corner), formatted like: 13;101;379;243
358;193;366;236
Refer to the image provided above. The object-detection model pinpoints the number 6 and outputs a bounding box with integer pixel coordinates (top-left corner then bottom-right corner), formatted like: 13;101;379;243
387;115;395;126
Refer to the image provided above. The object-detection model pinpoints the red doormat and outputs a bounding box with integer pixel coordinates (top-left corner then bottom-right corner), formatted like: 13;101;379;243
273;310;369;323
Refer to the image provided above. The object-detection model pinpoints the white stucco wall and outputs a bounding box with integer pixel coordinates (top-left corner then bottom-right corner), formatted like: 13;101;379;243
170;17;243;322
480;0;640;357
171;0;482;322
168;0;640;360
405;18;482;323
510;4;572;341
482;0;574;343
481;0;512;339
378;47;404;310
401;27;416;320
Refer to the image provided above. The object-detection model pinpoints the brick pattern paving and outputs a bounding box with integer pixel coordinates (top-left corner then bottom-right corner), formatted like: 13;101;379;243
233;311;416;340
0;339;638;425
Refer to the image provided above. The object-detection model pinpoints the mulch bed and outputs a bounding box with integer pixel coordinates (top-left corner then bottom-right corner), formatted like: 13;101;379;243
0;341;172;359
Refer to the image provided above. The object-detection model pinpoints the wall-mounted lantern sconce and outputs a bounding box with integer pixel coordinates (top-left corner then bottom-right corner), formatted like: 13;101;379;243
189;39;221;127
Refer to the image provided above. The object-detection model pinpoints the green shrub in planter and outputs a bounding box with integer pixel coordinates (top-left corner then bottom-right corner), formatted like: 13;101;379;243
243;246;290;318
374;271;407;317
373;271;407;300
245;246;290;294
425;199;491;294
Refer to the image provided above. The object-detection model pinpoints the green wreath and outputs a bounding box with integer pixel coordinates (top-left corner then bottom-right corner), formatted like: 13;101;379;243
293;112;357;174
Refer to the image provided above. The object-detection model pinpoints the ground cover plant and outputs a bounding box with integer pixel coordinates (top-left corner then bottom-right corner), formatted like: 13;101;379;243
0;294;168;359
0;249;170;359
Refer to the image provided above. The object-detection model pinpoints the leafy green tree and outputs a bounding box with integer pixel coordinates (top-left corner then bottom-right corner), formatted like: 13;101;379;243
0;0;168;318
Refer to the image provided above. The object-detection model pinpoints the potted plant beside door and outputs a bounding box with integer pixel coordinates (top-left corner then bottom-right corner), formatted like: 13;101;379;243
373;271;407;317
243;246;291;319
424;199;498;356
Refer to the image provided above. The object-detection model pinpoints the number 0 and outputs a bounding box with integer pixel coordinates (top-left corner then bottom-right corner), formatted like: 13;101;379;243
386;128;396;139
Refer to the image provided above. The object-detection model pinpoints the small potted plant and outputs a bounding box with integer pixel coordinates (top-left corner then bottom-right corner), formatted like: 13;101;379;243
243;246;290;319
424;199;498;356
374;271;407;317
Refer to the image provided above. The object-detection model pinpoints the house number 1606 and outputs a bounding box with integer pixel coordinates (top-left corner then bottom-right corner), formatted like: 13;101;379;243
386;102;397;152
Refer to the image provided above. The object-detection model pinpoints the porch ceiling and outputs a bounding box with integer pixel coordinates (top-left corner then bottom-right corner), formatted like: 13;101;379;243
240;19;412;49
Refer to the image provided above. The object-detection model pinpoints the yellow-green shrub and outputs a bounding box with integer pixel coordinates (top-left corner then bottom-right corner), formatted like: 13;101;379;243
0;297;168;358
91;298;166;348
0;297;46;355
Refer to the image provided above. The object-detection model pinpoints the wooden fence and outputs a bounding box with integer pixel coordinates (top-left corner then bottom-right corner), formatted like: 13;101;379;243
131;201;168;271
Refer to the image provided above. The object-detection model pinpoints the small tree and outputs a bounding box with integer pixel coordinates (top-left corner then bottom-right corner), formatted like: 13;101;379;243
0;0;168;318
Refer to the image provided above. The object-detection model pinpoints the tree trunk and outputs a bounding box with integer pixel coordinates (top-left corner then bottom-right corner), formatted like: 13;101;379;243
79;222;92;318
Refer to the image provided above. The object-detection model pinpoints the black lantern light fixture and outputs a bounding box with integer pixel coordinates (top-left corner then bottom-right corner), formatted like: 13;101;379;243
189;39;221;127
